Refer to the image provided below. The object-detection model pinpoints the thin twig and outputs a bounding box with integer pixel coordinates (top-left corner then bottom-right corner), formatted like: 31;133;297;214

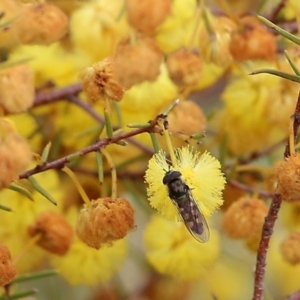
228;179;274;199
252;193;282;300
33;83;82;106
267;0;287;22
34;85;154;155
252;90;300;300
19;117;159;179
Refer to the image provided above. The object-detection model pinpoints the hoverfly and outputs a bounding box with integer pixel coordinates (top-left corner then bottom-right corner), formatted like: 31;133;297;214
163;170;210;243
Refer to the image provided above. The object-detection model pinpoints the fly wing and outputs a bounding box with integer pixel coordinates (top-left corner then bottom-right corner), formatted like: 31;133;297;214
173;191;210;243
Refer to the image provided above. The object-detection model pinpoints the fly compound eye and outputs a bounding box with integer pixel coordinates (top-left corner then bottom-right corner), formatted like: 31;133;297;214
162;170;182;185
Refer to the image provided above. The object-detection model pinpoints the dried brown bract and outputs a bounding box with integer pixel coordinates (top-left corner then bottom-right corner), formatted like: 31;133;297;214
80;57;125;103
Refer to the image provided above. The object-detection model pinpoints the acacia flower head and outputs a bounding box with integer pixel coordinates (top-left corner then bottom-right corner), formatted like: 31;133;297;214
145;146;226;220
222;196;268;239
280;232;300;265
51;237;128;285
275;153;300;202
144;215;220;280
28;211;73;255
76;197;135;249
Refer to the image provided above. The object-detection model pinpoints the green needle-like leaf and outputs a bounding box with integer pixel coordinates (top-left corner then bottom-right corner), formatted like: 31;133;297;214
258;16;300;46
7;183;34;201
28;176;57;205
41;141;52;163
250;69;300;83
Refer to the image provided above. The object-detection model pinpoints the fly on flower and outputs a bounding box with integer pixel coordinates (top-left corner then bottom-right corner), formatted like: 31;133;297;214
163;170;210;243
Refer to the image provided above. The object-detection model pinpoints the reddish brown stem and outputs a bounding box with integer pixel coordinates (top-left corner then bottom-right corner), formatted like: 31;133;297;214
34;83;82;105
19;119;158;180
253;90;300;300
252;193;282;300
228;179;273;199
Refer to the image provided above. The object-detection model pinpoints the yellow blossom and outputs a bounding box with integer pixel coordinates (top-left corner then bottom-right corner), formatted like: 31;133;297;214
216;61;297;156
70;0;130;61
144;215;220;280
155;0;197;52
0;170;64;273
145;146;225;220
120;64;178;122
267;238;300;298
10;43;91;86
279;202;300;231
192;255;254;299
51;236;127;285
281;0;300;20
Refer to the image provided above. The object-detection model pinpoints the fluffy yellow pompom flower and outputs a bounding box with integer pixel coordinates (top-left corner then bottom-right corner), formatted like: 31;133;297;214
51;237;127;285
145;146;225;220
70;0;130;61
144;215;220;280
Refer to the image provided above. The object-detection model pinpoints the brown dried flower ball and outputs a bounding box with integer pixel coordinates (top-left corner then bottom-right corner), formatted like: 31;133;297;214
275;153;300;202
229;16;277;61
76;197;135;249
166;49;202;87
222;196;268;239
113;34;163;89
15;2;68;45
28;211;73;255
280;232;300;265
0;244;17;286
0;64;34;114
0;118;32;189
80;57;125;103
126;0;171;34
168;100;206;134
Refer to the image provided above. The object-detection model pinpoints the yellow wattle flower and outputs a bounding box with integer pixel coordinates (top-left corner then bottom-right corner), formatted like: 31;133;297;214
155;0;197;52
51;237;128;285
144;215;220;280
120;64;179;123
216;61;297;156
281;0;300;20
10;43;91;86
0;171;64;273
70;0;130;62
145;146;226;220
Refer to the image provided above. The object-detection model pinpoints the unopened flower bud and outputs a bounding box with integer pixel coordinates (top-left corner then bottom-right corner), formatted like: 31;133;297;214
280;232;300;265
229;16;276;61
76;197;135;249
28;211;73;255
113;34;163;89
0;64;34;114
275;154;300;201
126;0;171;34
15;2;68;45
0;244;17;286
80;57;125;103
222;196;268;239
166;49;202;87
